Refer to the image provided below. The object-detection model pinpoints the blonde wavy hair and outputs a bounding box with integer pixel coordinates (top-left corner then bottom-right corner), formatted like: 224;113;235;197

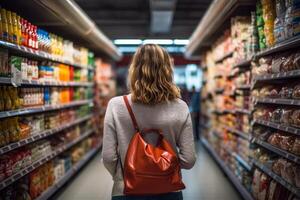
128;44;180;104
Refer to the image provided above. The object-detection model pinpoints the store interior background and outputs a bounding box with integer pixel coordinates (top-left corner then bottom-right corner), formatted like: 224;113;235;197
0;0;300;200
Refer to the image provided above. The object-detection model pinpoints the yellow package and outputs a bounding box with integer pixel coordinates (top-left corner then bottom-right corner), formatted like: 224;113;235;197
3;86;12;110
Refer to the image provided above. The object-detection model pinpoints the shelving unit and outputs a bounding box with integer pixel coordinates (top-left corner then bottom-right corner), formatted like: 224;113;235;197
0;99;93;119
0;129;94;190
233;60;251;69
187;0;300;198
35;145;101;200
252;159;300;197
201;137;253;200
222;125;249;140
233;153;252;171
0;40;94;70
0;114;92;155
0;1;121;199
254;35;300;59
254;98;300;106
252;70;300;82
235;108;251;115
252;119;300;136
253;138;300;164
236;84;251;90
215;51;234;63
0;78;94;87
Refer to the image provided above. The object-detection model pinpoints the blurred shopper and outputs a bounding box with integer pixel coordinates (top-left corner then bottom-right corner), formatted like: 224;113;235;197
102;44;196;200
180;85;190;105
189;86;200;140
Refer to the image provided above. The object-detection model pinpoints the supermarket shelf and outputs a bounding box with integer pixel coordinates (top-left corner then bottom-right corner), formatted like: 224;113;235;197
0;78;94;87
252;119;300;136
0;77;12;84
215;88;224;93
236;84;251;90
201;137;253;200
233;153;252;171
21;80;94;87
255;98;300;106
253;70;300;82
255;35;300;59
253;137;300;165
185;0;255;58
0;40;94;70
252;159;300;197
214;74;223;78
235;108;251;115
0;129;94;191
0;99;93;119
0;114;92;156
223;108;236;114
215;51;233;64
223;147;252;171
212;109;235;115
233;59;251;69
35;145;101;200
222;125;249;140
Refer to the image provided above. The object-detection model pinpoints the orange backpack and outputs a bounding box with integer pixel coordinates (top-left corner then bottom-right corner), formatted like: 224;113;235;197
122;95;185;195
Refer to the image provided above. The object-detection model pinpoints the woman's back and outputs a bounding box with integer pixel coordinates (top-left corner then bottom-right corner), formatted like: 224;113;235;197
103;94;196;196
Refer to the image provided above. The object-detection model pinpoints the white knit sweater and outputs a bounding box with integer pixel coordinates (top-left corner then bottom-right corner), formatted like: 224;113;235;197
102;94;196;196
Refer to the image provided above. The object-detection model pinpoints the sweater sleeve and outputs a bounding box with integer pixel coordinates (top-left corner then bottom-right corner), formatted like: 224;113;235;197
102;100;118;177
177;112;196;169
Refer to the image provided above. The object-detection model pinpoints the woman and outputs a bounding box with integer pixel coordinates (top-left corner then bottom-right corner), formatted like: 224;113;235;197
102;44;196;200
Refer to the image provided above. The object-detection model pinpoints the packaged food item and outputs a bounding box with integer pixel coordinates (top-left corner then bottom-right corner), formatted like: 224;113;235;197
281;160;296;185
272;158;286;175
279;134;295;151
279;87;294;98
267;180;278;200
294;51;300;69
290;109;300;127
268;133;281;147
258;173;270;200
269;88;281;98
259;86;273;97
292;84;300;99
271;109;283;123
252;169;262;199
280;109;293;125
294;165;300;188
291;138;300;155
280;53;295;72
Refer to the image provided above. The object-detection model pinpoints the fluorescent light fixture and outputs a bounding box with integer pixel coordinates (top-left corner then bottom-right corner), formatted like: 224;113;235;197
114;39;142;45
143;39;173;45
118;46;138;53
173;39;189;45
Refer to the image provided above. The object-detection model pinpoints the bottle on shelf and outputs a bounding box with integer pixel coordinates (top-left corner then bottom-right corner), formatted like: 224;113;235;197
6;10;14;43
16;15;22;45
11;12;18;44
27;22;33;48
1;8;9;41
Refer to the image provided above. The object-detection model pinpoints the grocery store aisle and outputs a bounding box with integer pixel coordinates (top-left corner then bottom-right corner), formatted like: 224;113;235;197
55;143;241;200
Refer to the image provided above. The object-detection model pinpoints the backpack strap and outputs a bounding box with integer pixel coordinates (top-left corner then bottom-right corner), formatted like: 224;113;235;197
123;95;140;132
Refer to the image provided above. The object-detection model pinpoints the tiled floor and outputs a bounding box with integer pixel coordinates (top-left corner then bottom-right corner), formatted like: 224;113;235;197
54;143;242;200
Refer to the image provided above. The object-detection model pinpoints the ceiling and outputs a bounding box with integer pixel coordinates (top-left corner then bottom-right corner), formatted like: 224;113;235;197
74;0;213;39
1;0;212;59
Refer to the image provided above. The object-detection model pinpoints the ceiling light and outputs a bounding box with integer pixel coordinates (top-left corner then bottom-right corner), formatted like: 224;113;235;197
114;39;143;45
143;39;173;45
173;39;189;45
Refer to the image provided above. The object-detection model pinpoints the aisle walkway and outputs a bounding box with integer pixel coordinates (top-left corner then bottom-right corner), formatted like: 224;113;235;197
55;143;242;200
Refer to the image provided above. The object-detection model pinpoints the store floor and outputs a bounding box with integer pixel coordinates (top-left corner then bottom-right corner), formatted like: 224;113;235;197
54;142;242;200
